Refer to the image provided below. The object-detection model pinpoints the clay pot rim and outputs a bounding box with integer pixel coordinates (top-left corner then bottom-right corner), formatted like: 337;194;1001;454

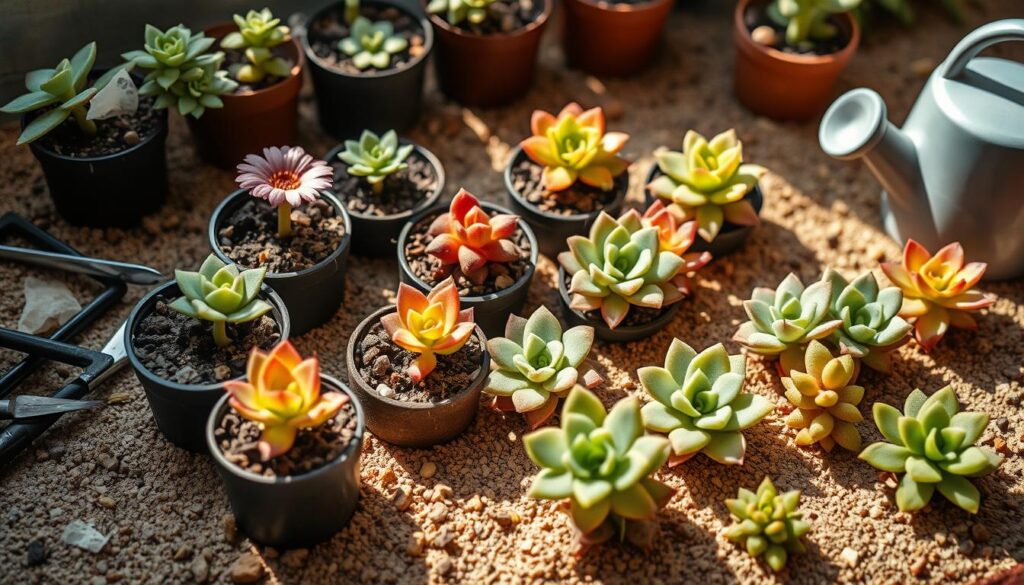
203;22;305;100
425;0;553;41
205;374;366;485
733;0;860;66
570;0;674;15
301;0;434;80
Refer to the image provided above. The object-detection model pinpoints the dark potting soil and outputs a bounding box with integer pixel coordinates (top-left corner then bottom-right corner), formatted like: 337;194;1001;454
403;209;533;296
355;321;484;404
308;5;426;75
744;3;848;56
133;298;281;385
222;46;293;93
331;150;439;217
214;398;358;477
439;0;544;35
511;156;625;216
33;95;160;158
562;271;668;328
218;198;346;273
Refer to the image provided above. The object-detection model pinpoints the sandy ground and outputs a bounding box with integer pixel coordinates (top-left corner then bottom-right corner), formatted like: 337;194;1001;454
2;2;1024;584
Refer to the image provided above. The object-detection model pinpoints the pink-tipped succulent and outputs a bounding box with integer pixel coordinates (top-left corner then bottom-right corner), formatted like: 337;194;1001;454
236;145;333;238
520;103;630;192
880;240;994;352
426;189;521;285
618;201;712;299
380;278;475;382
223;341;349;461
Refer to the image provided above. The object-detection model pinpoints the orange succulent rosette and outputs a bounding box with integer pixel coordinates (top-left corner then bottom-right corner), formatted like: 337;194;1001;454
426;189;521;284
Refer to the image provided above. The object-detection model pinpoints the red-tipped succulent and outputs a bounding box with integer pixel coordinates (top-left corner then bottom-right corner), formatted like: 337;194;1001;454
426;189;521;285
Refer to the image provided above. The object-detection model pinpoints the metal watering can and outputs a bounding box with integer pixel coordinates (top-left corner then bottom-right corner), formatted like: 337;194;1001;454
819;19;1024;280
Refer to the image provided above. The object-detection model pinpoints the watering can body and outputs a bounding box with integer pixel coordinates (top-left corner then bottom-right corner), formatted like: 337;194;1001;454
819;19;1024;280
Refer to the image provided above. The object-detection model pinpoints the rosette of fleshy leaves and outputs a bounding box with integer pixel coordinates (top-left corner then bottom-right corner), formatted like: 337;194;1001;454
520;103;630;193
380;278;475;382
647;130;765;244
768;0;863;46
733;273;843;375
426;0;499;26
484;306;596;428
220;8;293;83
523;386;675;549
557;212;686;329
426;189;521;285
782;340;864;452
822;268;911;372
338;129;414;194
617;201;712;300
339;17;409;70
168;254;273;347
859;386;1002;514
224;341;349;461
880;240;994;353
724;476;810;572
639;340;773;465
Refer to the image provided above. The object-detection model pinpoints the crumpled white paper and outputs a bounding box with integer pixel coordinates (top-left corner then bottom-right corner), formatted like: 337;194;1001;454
87;68;138;121
17;276;81;335
61;520;109;553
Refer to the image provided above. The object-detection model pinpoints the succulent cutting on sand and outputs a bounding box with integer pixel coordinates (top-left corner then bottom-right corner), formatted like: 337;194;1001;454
523;386;675;549
782;340;864;452
235;145;334;238
880;240;994;353
823;268;911;373
859;386;1001;514
617;202;712;300
724;476;810;571
220;8;293;83
337;129;414;194
426;189;521;285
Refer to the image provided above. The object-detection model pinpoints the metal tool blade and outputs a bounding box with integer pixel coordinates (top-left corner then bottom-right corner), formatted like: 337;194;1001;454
89;321;128;388
2;396;103;419
0;244;165;285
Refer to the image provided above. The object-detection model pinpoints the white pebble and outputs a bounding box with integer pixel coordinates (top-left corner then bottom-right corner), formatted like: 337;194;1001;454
376;384;396;399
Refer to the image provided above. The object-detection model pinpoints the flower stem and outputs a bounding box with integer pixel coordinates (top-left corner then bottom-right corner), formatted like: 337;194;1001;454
213;321;230;347
371;180;383;195
277;203;292;238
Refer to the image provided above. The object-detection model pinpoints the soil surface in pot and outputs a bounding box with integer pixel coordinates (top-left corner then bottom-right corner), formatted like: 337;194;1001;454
34;95;160;158
307;5;426;74
355;321;483;403
330;151;439;217
743;3;848;56
133;298;281;385
218;199;346;273
222;46;294;93
436;0;544;34
511;157;626;216
403;209;533;296
213;399;358;477
562;270;668;328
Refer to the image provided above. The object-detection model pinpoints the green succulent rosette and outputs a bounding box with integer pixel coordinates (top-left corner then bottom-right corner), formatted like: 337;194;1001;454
426;0;498;26
823;268;911;373
338;129;414;192
339;17;409;70
221;9;293;83
724;476;810;572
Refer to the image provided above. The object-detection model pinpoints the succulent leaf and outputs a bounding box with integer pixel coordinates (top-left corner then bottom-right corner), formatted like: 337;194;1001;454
427;0;500;26
338;16;408;70
168;254;272;346
425;189;523;285
781;340;864;452
222;8;292;83
823;268;911;372
724;476;807;571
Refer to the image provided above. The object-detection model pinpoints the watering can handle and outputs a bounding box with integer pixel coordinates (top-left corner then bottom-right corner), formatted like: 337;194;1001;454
942;19;1024;80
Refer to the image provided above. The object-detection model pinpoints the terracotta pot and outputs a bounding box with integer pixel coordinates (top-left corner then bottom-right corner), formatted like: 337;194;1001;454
427;0;552;106
186;23;304;169
733;0;860;121
561;0;675;77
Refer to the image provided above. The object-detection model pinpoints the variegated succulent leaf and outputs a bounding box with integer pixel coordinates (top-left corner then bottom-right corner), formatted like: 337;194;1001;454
724;476;809;571
782;340;864;452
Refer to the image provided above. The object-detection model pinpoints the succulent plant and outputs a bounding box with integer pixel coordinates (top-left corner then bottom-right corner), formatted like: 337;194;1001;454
484;306;596;428
639;340;773;465
822;268;911;372
520;103;630;193
224;341;349;461
339;17;409;70
880;240;994;353
168;254;273;347
724;477;810;571
782;340;864;452
426;189;521;285
859;386;1001;514
557;212;686;330
236;146;333;238
733;273;843;376
338;130;414;194
220;9;293;83
647;130;766;243
523;386;675;547
1;43;101;145
617;202;712;300
426;0;499;26
767;0;863;45
380;278;475;382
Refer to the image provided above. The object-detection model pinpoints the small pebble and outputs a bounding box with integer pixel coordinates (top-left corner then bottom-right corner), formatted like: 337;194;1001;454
230;553;264;583
376;383;396;399
26;539;47;566
420;461;437;478
123;131;140;145
751;25;777;46
97;496;116;509
840;547;859;567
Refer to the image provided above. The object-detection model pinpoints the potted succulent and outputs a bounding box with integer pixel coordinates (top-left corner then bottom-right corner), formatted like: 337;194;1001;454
124;254;290;451
303;0;432;138
0;42;168;227
505;103;631;257
186;9;305;168
724;477;810;571
326;129;446;257
425;0;552;106
397;189;538;337
209;146;352;336
208;341;365;547
345;279;489;447
561;0;675;77
781;340;864;452
646;129;767;258
734;0;862;120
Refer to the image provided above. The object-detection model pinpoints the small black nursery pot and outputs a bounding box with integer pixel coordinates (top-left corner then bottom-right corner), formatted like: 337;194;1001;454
557;267;680;343
206;376;364;548
125;281;291;452
209;190;352;336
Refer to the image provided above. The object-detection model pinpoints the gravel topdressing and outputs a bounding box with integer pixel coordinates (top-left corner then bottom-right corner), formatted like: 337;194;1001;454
1;3;1023;584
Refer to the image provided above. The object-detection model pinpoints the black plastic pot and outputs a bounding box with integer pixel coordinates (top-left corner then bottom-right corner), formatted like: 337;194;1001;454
503;146;628;259
396;201;538;338
557;266;680;343
645;164;764;259
206;375;364;548
346;306;489;448
325;140;445;258
209;190;352;336
302;0;433;140
125;280;291;452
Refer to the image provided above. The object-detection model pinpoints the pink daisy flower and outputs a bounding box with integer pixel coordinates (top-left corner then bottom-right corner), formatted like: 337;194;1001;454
236;146;333;208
